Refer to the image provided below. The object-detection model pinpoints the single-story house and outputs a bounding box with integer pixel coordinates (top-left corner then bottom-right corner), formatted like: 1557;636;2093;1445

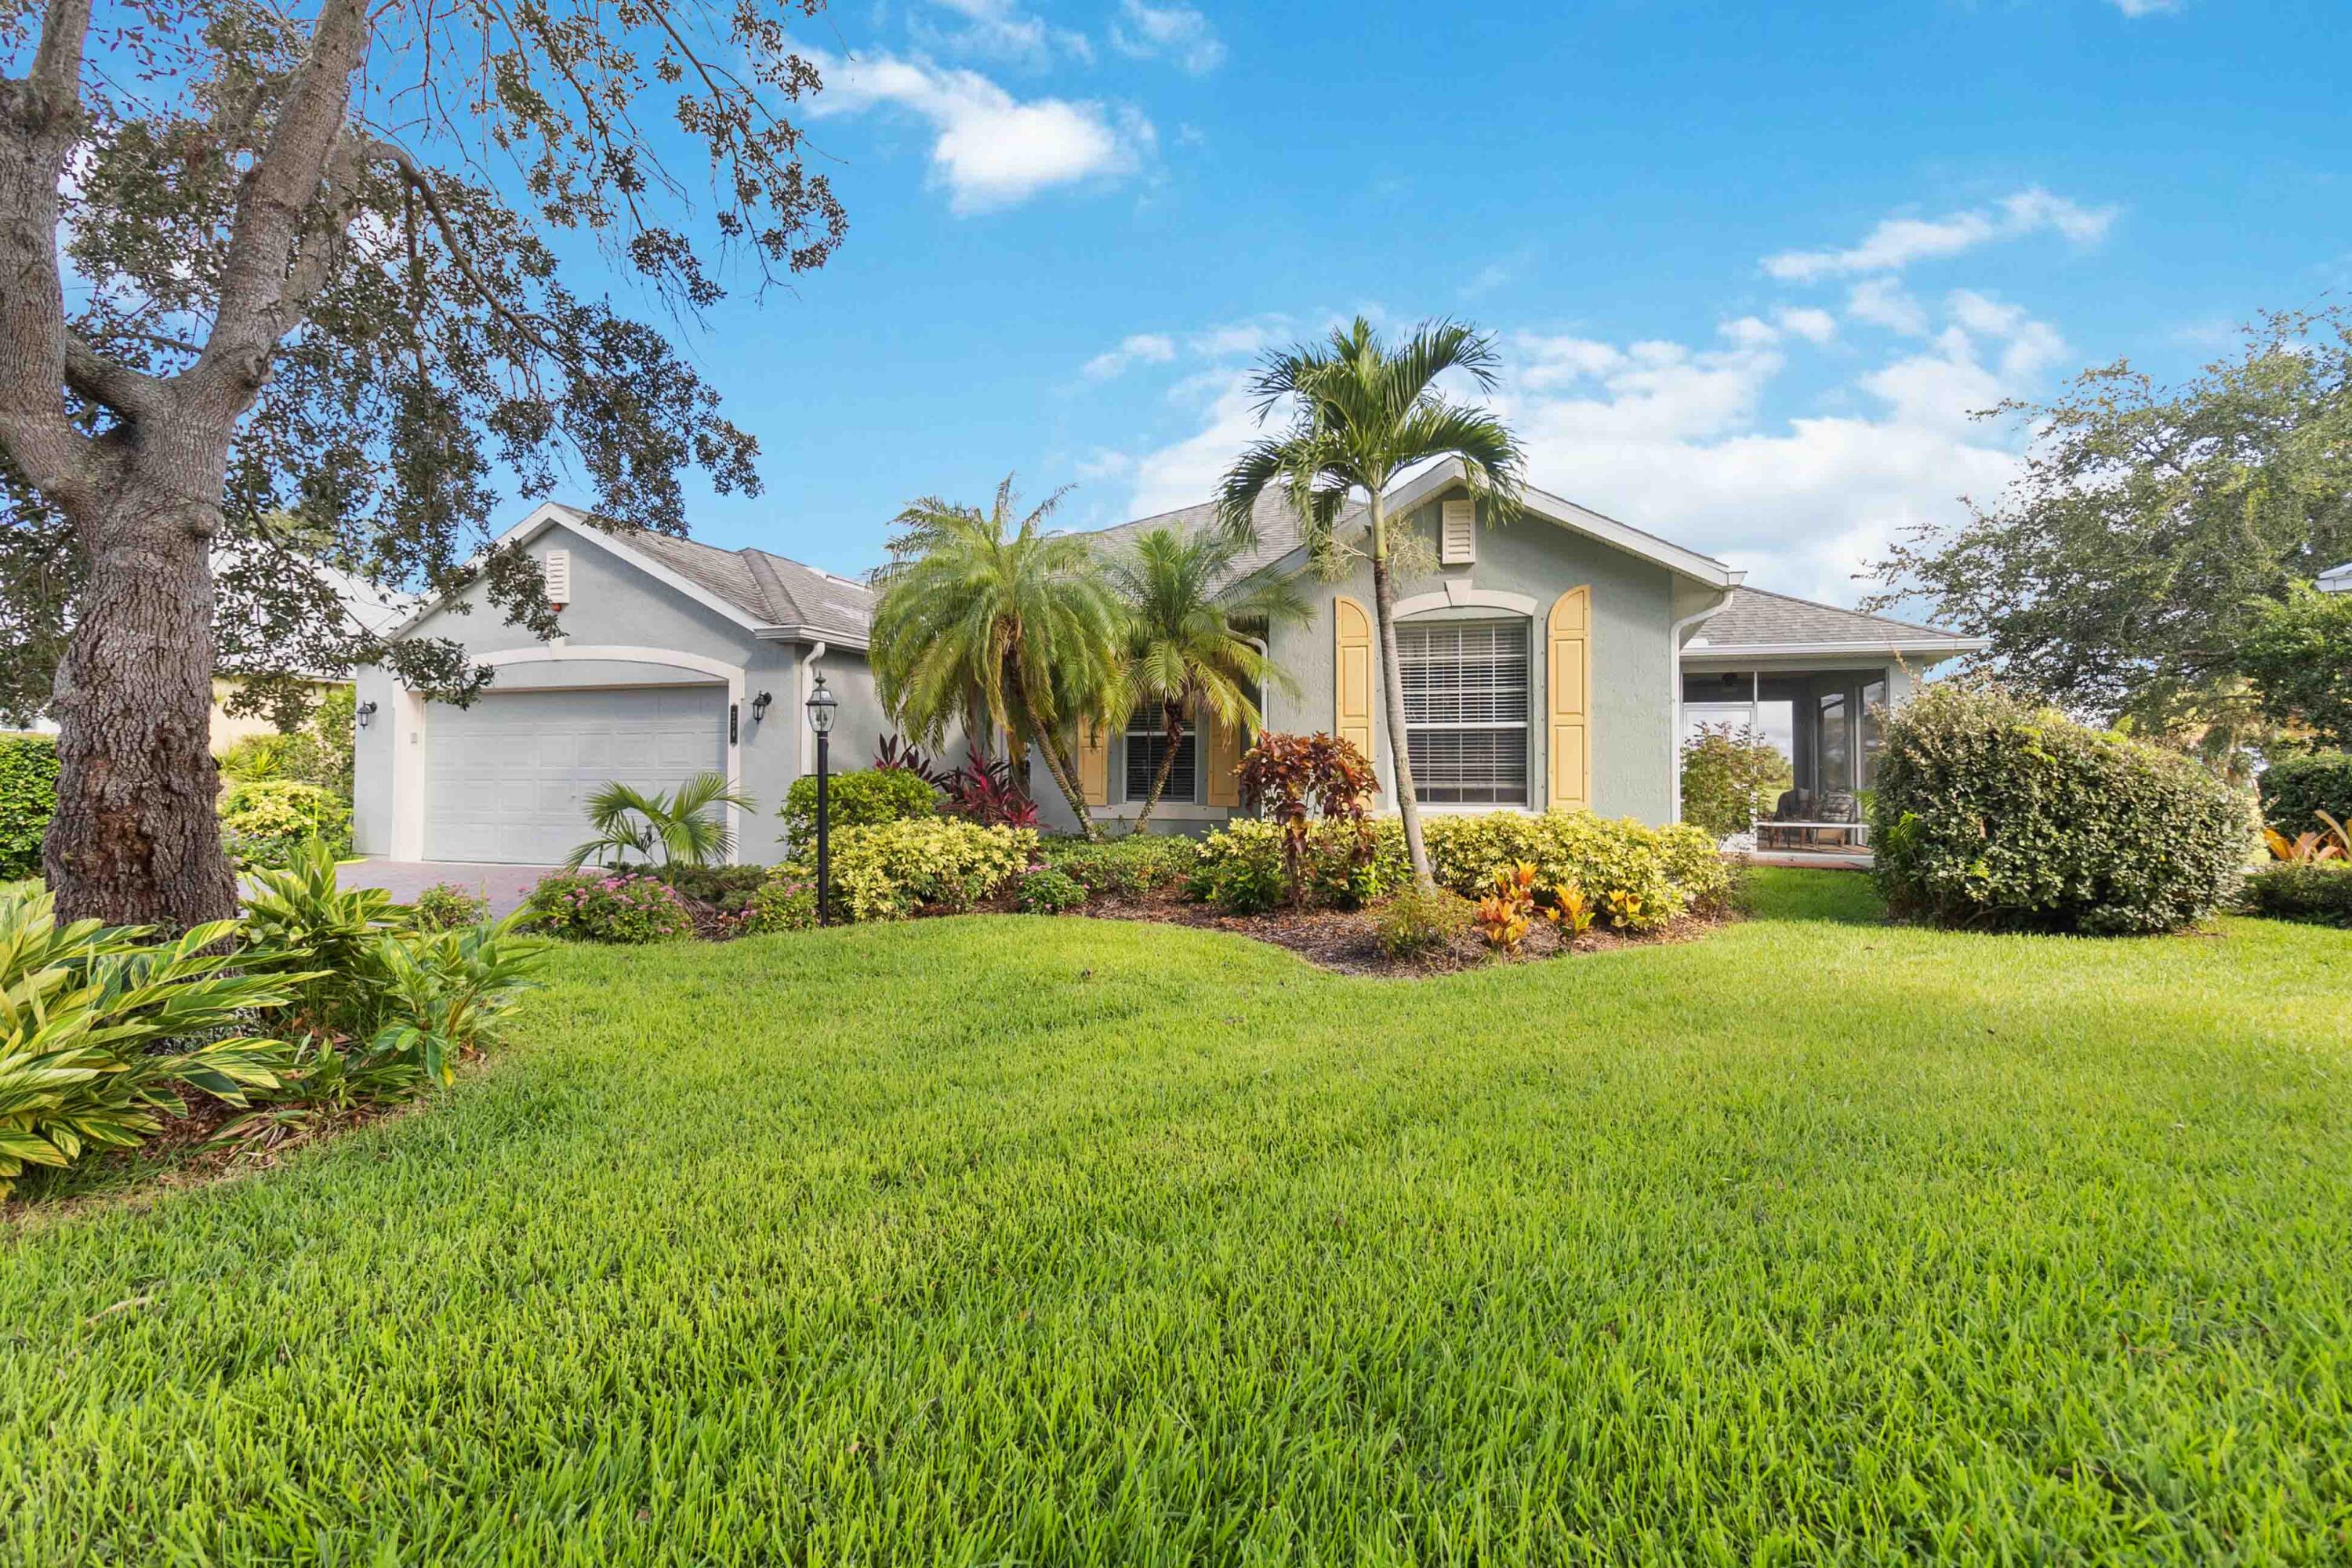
352;466;1984;866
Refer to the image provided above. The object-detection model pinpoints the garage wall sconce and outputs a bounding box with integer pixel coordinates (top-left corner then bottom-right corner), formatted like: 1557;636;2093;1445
355;701;379;729
750;691;773;724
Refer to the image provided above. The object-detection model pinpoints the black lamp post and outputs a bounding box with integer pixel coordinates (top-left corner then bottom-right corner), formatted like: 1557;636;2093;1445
805;672;837;925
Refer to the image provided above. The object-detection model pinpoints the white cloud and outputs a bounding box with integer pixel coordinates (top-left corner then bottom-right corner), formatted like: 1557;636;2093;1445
1846;277;1929;336
808;51;1152;212
2107;0;2182;14
1763;186;2119;282
1109;291;2070;607
1773;307;1838;345
917;0;1093;64
1083;332;1178;379
1110;0;1227;73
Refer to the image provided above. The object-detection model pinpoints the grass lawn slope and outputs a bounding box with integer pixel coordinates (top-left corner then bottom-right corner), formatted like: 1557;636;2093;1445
3;870;2348;1563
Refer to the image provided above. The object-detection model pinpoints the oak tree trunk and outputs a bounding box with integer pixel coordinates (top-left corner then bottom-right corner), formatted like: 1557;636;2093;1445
45;463;238;927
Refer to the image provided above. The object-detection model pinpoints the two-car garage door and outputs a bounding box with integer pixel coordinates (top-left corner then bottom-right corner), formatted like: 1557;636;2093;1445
423;685;728;864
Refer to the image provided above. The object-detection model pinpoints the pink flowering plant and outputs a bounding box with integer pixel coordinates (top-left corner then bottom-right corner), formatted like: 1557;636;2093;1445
527;870;697;944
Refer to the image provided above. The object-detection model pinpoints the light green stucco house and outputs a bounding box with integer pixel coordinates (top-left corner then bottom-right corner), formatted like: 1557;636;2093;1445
354;466;1982;866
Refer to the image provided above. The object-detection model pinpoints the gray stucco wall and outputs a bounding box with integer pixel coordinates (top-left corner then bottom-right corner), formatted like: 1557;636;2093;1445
1261;487;1682;823
352;519;874;866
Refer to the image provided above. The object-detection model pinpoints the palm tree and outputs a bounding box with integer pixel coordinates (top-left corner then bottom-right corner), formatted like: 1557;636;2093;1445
1215;317;1526;887
564;771;753;869
868;478;1125;838
1102;527;1309;830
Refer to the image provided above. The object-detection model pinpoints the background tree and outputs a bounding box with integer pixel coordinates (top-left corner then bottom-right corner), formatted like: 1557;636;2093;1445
866;480;1124;839
1216;317;1525;887
0;0;846;924
2239;584;2352;750
1100;525;1305;830
1679;722;1791;840
1868;310;2352;768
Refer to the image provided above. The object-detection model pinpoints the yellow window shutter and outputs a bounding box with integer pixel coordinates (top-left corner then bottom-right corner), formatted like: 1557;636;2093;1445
1077;720;1109;806
1333;595;1376;789
1546;586;1592;811
1206;715;1244;808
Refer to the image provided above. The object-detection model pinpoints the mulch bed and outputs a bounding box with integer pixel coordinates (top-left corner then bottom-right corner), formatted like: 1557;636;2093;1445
978;886;1735;978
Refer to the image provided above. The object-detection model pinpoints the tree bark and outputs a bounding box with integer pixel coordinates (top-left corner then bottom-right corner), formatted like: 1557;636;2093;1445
1130;702;1184;833
45;464;238;926
1368;489;1432;888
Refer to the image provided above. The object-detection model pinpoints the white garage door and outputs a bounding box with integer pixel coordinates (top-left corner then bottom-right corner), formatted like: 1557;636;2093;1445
423;685;728;864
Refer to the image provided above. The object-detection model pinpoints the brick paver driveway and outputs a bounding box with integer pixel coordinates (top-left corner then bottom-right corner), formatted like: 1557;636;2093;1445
338;859;560;917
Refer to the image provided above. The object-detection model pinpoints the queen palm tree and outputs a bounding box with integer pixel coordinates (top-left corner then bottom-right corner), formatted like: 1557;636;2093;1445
1215;317;1526;888
1102;526;1309;830
868;478;1124;838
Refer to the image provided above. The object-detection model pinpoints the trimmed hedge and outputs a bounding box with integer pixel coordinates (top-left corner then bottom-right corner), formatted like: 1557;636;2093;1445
2239;862;2352;927
1870;683;2254;935
780;767;937;849
2258;752;2352;838
772;818;1037;923
0;734;58;880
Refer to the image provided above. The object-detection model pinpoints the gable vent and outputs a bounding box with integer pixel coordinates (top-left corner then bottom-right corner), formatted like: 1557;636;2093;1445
543;548;572;608
1439;499;1475;566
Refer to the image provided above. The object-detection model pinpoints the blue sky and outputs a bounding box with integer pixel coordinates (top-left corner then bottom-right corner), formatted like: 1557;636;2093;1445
640;0;2349;606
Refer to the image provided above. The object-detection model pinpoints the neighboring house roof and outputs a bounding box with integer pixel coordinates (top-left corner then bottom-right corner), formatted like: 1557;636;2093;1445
394;502;875;649
2320;561;2351;594
1685;585;1987;657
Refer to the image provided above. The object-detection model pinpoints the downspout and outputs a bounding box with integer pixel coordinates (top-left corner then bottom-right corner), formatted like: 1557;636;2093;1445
796;640;829;785
1667;592;1735;824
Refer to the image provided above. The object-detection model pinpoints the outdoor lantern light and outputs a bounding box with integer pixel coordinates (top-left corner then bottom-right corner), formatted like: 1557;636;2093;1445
805;673;837;924
750;690;773;724
355;701;379;729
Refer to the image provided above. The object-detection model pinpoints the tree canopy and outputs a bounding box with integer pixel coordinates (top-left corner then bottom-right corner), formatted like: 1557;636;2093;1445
1;0;846;920
1868;310;2352;762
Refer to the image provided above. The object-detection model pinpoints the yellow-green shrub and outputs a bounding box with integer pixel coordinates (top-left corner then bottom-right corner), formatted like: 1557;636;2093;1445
786;818;1038;922
1411;812;1727;928
1192;810;1729;930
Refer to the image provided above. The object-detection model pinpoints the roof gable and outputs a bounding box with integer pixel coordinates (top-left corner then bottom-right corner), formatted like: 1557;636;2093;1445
391;503;873;647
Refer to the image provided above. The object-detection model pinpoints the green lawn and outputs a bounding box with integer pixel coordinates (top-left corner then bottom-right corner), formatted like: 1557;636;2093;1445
4;870;2349;1564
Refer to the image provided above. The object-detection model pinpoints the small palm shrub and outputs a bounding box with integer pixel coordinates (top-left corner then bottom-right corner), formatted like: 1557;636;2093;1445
1040;834;1202;896
411;882;490;932
567;771;752;869
779;767;937;849
0;887;296;1200
1372;885;1474;958
2240;862;2352;927
2259;753;2352;840
790;818;1038;922
220;779;351;869
1871;682;2255;935
1014;866;1087;914
528;870;698;942
0;733;59;880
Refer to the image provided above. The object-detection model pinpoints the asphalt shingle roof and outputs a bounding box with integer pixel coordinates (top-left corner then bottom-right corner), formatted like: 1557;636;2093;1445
550;504;875;644
1690;585;1976;650
549;497;1973;655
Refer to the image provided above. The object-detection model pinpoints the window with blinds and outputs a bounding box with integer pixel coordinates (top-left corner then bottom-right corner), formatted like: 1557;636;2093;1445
1124;707;1196;801
1398;619;1530;804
